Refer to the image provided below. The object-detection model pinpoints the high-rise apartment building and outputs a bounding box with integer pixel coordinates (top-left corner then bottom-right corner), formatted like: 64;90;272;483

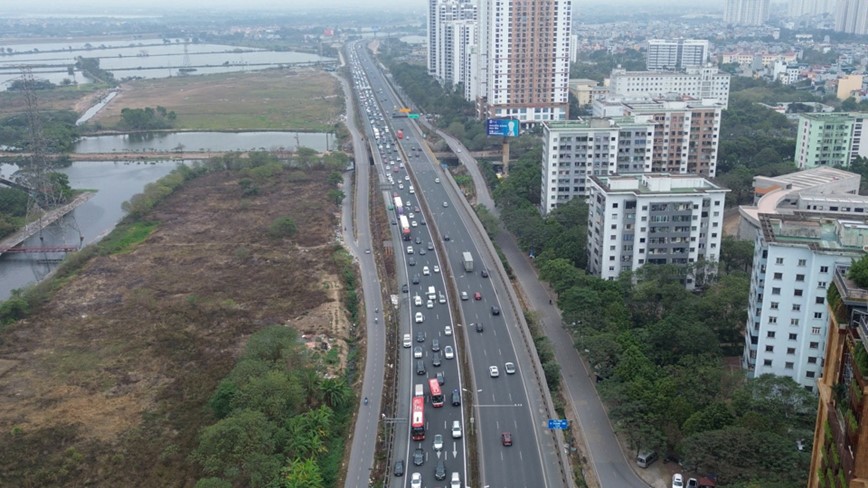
594;98;724;178
428;0;439;74
541;118;655;213
433;0;477;88
795;112;868;169
608;66;731;109
742;214;867;391
473;0;572;124
808;263;868;488
586;174;728;285
835;0;868;35
645;39;710;71
724;0;771;25
788;0;836;17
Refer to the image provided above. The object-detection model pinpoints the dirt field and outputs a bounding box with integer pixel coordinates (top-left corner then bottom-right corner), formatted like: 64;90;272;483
92;69;343;131
0;165;352;486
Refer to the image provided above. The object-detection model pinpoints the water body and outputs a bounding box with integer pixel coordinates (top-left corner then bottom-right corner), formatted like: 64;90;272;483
74;131;336;153
0;38;334;90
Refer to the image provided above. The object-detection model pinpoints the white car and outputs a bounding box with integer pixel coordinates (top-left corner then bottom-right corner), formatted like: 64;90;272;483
408;212;415;219
444;345;454;359
433;265;440;273
460;291;468;301
414;295;422;307
407;246;414;255
451;472;460;488
414;346;423;359
404;175;410;181
403;334;411;348
451;420;462;438
505;362;516;374
444;325;452;336
672;474;684;488
423;266;430;276
435;177;440;183
411;472;422;488
399;183;404;190
415;312;424;323
442;201;449;207
411;221;418;227
433;433;443;451
426;300;434;309
489;366;500;377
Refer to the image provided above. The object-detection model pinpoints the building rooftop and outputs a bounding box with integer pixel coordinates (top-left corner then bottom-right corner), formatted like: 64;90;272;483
544;117;651;131
797;112;860;122
592;173;728;195
760;213;868;252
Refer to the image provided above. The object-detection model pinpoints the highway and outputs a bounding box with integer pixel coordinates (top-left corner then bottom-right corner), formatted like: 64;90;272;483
349;41;569;488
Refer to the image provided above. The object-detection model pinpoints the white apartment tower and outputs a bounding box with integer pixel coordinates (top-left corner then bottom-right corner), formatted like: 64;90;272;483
428;0;439;74
541;118;655;214
475;0;572;124
743;214;868;391
608;66;731;109
646;39;710;71
586;174;728;286
434;0;478;88
835;0;868;35
724;0;771;25
788;0;836;17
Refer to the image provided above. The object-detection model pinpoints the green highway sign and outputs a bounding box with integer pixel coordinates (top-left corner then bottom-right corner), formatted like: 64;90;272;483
408;113;420;119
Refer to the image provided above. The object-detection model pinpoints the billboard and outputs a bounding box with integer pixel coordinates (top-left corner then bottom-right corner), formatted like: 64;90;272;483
486;118;520;137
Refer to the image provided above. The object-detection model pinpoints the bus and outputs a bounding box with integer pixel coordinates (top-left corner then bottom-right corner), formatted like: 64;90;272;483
428;378;444;408
399;215;411;241
410;396;425;440
394;196;404;215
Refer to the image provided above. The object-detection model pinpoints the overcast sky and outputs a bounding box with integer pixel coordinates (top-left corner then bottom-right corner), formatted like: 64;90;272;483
6;0;715;14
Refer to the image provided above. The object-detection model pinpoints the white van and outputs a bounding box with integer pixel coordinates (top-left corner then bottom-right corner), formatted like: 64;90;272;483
403;334;412;348
636;450;658;468
414;384;424;397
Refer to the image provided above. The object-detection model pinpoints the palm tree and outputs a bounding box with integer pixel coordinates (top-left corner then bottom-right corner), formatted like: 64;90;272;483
320;378;350;410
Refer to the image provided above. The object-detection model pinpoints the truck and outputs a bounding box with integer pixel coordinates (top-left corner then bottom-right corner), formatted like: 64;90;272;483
394;196;404;215
414;384;424;398
399;215;411;241
427;286;436;301
397;129;404;140
462;252;474;272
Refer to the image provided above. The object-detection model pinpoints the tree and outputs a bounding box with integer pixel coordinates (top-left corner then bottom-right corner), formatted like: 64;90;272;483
268;216;297;239
282;458;323;488
848;253;868;287
192;409;282;486
320;378;351;410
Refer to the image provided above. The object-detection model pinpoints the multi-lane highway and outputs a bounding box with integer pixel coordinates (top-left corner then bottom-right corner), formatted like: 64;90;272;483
347;41;568;488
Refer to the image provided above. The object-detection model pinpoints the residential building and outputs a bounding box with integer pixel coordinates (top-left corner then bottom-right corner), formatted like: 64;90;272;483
568;78;600;106
541;118;654;213
433;0;477;88
607;66;731;108
835;0;868;35
586;174;728;286
645;39;710;71
788;0;836;17
474;0;572;124
428;0;438;74
808;263;868;488
737;167;867;240
742;214;867;391
838;74;864;101
794;112;868;169
721;51;798;67
593;98;724;177
724;0;771;25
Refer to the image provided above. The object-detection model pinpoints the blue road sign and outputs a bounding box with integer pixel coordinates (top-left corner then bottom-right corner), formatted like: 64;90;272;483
548;419;569;430
486;118;520;137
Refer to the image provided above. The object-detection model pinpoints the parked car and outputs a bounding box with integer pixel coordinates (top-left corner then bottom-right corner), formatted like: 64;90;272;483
672;474;684;488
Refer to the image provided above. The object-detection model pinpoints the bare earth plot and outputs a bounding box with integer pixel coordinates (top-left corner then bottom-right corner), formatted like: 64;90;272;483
93;69;343;132
0;166;351;487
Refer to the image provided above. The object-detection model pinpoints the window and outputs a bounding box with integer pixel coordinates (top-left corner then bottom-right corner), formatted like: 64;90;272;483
798;259;806;266
764;359;773;366
789;333;797;340
787;347;795;355
814;312;823;319
769;316;778;324
776;257;784;265
773;272;783;280
820;266;829;273
765;345;774;352
791;318;800;326
811;327;821;335
796;274;805;282
818;281;827;289
767;331;776;338
809;341;819;349
794;289;803;297
772;287;781;295
806;371;815;378
815;297;825;304
808;356;817;364
785;362;794;369
770;302;779;310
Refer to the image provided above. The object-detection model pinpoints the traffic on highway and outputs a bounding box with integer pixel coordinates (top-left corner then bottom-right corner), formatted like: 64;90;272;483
348;41;562;488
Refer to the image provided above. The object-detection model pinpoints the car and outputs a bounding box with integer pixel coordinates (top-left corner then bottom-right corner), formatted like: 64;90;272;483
427;241;434;250
501;432;512;446
475;322;484;333
686;479;698;488
420;220;427;225
408;257;416;266
419;248;426;255
431;339;440;352
415;236;422;244
505;362;516;374
415;312;424;323
449;473;462;488
415;206;421;212
460;291;469;301
489;365;500;377
433;265;440;273
426;299;434;309
672;474;684;488
403;334;411;348
414;295;422;307
443;234;450;241
416;331;426;342
411;472;422;488
414;346;423;359
444;345;454;359
436;371;445;385
451;420;462;438
491;305;501;316
451;388;461;406
481;268;489;278
402;283;409;293
411;221;418;227
409;213;415;219
433;434;443;451
434;459;447;480
416;359;426;375
432;351;442;367
413;448;425;466
474;291;482;300
412;274;420;284
457;148;462;153
442;201;449;207
435;177;441;183
365;248;371;254
391;219;397;225
398;183;404;190
394;459;405;477
404;175;410;181
444;325;452;336
423;266;430;276
407;246;414;255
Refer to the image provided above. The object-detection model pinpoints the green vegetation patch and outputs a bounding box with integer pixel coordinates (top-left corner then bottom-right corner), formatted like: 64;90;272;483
97;220;159;255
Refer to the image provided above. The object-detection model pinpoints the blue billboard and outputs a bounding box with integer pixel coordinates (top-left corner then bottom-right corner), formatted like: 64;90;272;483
486;118;520;137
